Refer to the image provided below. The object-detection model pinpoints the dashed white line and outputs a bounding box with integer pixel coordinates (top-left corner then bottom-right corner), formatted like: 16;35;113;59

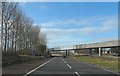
63;59;72;69
63;59;67;63
23;58;54;76
75;71;80;76
67;64;72;69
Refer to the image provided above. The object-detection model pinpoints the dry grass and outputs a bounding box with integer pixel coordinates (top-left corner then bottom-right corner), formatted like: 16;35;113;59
74;56;119;72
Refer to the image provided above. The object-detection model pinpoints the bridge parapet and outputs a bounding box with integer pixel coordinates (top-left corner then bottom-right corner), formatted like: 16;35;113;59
50;40;119;51
81;40;119;48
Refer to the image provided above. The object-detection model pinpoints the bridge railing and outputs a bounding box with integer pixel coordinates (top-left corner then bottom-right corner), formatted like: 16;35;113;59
62;40;119;50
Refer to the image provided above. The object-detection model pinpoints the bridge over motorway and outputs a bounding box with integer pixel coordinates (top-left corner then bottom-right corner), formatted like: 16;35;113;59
49;40;120;56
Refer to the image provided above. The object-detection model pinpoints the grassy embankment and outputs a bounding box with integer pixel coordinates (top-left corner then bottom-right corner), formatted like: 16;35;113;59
74;55;119;72
2;55;43;67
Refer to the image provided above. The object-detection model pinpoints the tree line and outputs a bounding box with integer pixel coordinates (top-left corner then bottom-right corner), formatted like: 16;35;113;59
1;2;47;56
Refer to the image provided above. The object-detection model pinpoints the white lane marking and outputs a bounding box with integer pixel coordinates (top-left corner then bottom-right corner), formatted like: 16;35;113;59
23;58;54;76
100;67;119;74
63;59;72;69
75;72;80;76
67;64;72;69
63;59;67;63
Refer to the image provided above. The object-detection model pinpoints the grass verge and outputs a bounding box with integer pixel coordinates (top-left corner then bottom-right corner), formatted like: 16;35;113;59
2;56;43;67
74;55;119;73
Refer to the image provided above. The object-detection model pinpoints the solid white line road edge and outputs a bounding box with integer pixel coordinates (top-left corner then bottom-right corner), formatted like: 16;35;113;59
79;61;119;74
67;64;72;69
75;71;80;76
23;58;54;76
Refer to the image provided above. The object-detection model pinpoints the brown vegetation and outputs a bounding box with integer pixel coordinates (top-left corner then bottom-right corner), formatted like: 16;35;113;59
1;2;47;58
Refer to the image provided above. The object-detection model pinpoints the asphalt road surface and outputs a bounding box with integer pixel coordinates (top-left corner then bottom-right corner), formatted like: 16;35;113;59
24;57;119;76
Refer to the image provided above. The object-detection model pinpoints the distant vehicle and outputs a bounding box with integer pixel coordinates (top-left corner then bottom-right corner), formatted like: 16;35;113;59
63;56;66;58
113;53;120;56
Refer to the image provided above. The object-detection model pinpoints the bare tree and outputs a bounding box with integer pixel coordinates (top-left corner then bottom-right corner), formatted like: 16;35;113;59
1;2;18;55
1;2;48;57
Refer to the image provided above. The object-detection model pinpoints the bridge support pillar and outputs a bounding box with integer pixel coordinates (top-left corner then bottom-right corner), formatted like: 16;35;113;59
90;49;92;55
66;50;67;56
99;47;102;56
68;50;70;56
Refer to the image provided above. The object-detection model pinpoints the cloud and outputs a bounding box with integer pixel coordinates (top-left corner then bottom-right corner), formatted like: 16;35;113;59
37;4;49;11
41;14;117;34
19;2;26;6
100;15;118;32
18;1;27;8
40;15;117;29
41;27;96;35
39;14;118;47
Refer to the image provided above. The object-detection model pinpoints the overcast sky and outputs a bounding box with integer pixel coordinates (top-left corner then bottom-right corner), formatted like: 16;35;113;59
20;2;118;48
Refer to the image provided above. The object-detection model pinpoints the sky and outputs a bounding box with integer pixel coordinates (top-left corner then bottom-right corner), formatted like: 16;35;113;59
19;2;118;48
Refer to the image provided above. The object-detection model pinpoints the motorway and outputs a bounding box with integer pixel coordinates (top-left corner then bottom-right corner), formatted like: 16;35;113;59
24;57;119;76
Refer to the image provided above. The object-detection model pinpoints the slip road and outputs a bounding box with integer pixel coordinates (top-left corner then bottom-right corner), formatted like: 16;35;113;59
24;57;119;76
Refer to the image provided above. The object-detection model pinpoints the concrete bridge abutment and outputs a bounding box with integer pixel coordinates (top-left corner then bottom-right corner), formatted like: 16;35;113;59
89;49;92;56
99;47;102;56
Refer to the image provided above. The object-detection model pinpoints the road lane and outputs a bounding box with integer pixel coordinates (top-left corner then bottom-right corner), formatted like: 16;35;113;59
26;57;119;76
24;58;54;76
30;57;75;75
64;57;119;76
